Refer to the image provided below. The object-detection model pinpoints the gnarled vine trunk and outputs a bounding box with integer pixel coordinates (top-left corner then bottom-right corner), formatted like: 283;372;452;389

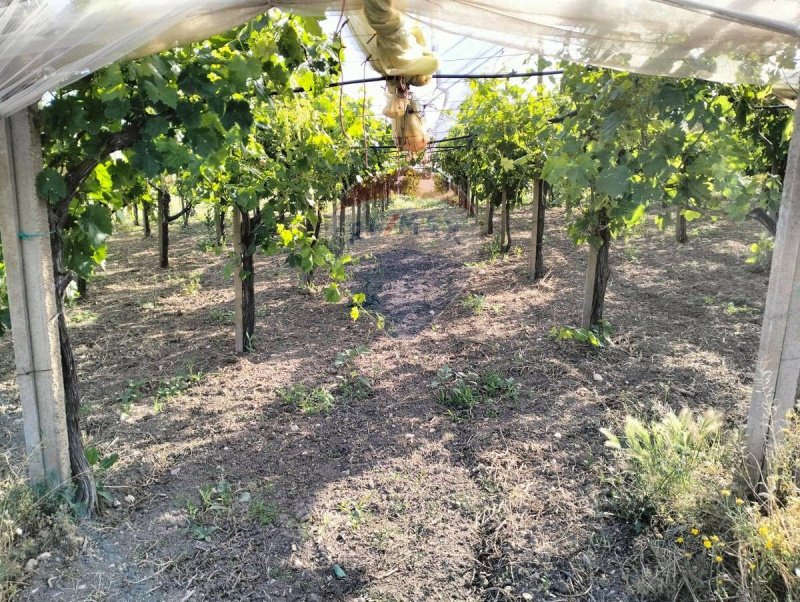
338;197;346;253
485;193;495;236
233;207;256;352
500;188;511;252
142;201;151;238
49;229;97;513
158;188;169;268
529;179;546;280
581;208;611;328
675;212;688;243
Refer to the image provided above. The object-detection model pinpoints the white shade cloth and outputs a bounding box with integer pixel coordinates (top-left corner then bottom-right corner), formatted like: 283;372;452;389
0;0;798;116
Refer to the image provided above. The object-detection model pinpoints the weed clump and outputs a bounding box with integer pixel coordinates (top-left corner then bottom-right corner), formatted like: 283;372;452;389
602;408;800;600
432;365;519;419
0;456;79;599
550;320;613;348
278;385;335;415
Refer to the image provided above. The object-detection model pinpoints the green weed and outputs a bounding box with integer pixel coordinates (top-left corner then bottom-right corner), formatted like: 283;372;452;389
550;320;613;348
0;455;78;598
278;385;335;415
181;273;202;296
83;447;119;506
602;409;800;600
249;500;280;526
461;293;486;314
334;346;373;401
432;365;519;419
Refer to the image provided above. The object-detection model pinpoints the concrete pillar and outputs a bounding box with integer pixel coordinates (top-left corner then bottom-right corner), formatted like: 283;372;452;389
746;100;800;484
0;108;70;488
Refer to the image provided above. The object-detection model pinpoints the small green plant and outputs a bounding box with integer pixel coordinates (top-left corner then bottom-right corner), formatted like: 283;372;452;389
83;447;120;506
623;246;639;263
152;365;205;413
278;384;335;415
461;293;486;314
746;234;774;270
334;345;370;368
183;480;242;542
334;346;372;401
483;234;502;261
67;307;98;325
722;301;755;315
181;273;202;296
118;379;145;413
337;495;372;529
601;408;725;525
209;308;234;325
249;500;279;526
481;371;520;401
432;365;518;419
198;480;233;512
550;320;613;348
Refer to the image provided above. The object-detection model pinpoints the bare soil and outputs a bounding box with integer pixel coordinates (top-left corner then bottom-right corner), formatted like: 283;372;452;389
0;190;768;601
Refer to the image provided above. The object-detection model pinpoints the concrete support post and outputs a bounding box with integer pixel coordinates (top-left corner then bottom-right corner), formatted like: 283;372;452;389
746;100;800;485
0;108;70;488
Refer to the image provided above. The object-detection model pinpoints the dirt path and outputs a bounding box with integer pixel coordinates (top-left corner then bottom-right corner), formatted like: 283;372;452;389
0;194;768;601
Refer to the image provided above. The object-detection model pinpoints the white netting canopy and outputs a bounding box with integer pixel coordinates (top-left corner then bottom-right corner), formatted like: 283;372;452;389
1;0;799;117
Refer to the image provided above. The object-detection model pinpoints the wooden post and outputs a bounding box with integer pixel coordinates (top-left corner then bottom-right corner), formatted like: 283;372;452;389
233;208;244;353
675;212;688;243
0;108;70;488
581;245;599;328
746;100;800;484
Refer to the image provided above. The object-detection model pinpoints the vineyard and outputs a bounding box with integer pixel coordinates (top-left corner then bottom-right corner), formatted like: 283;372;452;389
1;1;800;601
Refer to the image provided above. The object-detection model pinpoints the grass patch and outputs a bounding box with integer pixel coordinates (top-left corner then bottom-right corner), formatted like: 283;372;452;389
602;408;800;600
461;293;486;314
431;365;519;419
0;456;79;599
278;385;335;415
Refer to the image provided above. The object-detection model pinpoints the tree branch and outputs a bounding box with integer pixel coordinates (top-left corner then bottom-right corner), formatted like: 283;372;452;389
54;122;143;229
747;207;778;236
166;201;193;223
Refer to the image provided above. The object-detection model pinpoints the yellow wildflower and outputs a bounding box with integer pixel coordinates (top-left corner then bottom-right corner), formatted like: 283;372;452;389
691;528;700;536
715;555;723;563
711;535;719;543
704;539;712;549
735;498;745;506
721;488;731;497
758;526;769;537
676;536;684;544
765;540;774;550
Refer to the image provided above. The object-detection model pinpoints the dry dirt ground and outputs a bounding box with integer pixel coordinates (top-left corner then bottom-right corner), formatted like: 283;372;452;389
0;190;769;601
